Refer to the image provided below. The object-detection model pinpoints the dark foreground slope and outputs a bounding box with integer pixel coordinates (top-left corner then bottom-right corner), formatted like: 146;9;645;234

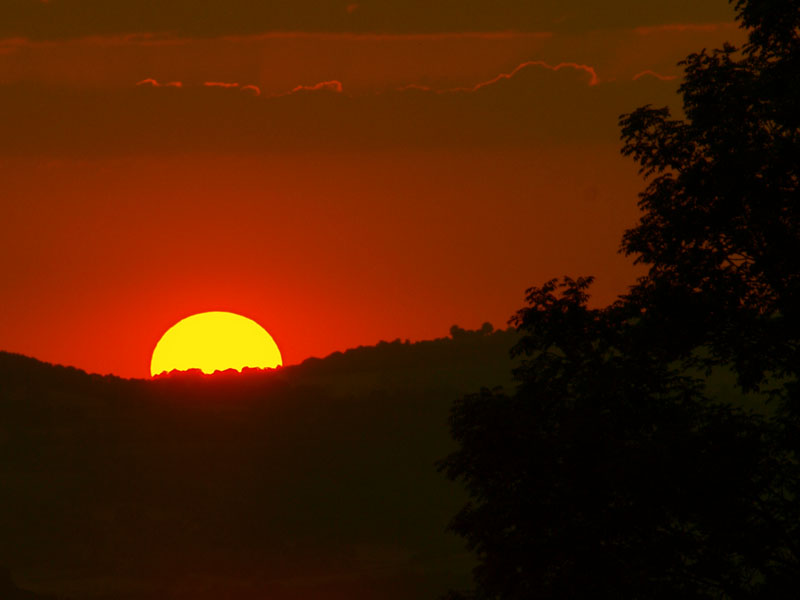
1;567;61;599
0;327;518;600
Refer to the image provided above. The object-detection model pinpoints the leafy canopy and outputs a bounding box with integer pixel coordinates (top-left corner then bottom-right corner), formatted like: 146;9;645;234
440;1;800;597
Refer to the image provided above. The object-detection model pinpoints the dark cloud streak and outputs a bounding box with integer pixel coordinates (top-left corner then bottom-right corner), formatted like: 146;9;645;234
0;0;735;40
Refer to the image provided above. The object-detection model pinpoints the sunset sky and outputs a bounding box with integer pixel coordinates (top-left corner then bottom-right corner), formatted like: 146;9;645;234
0;0;745;378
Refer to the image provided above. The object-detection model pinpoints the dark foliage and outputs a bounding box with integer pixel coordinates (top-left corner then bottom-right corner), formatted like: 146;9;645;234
441;1;800;598
441;279;798;599
619;0;800;397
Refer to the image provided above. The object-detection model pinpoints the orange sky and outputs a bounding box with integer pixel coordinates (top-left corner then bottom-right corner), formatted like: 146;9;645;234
0;1;746;378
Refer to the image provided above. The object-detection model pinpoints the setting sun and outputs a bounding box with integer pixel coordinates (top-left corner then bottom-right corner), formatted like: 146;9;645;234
150;311;282;377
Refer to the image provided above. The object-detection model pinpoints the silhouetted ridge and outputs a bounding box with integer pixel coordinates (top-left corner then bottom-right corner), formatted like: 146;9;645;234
0;350;128;385
0;326;517;600
292;326;520;393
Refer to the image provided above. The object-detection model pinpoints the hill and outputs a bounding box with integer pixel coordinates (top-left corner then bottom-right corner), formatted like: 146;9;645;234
0;327;519;600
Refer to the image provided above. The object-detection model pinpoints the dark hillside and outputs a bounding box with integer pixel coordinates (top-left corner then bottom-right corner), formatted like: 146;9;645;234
0;326;518;600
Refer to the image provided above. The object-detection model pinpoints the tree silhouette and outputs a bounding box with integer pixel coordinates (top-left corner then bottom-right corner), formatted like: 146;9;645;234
440;1;800;597
619;0;799;396
441;278;797;599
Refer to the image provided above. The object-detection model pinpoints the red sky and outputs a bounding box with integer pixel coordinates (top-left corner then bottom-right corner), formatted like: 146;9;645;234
0;1;745;378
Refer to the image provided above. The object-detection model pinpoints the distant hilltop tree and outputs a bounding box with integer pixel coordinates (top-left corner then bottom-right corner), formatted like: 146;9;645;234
449;323;494;339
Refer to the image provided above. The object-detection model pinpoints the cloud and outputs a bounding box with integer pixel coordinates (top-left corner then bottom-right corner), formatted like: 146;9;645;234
394;60;600;94
0;65;680;158
220;31;552;42
204;81;240;88
396;83;433;92
290;80;343;94
634;22;738;36
136;78;182;87
0;29;559;95
459;60;599;92
204;81;262;95
632;70;677;82
0;37;27;52
133;78;330;97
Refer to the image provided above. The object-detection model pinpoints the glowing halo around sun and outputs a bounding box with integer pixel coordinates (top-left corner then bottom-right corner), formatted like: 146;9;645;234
150;311;282;377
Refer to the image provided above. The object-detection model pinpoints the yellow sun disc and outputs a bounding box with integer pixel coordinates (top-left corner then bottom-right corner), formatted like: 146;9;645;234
150;311;282;377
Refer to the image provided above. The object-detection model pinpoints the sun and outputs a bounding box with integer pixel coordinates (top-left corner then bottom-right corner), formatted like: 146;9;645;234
150;311;282;377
